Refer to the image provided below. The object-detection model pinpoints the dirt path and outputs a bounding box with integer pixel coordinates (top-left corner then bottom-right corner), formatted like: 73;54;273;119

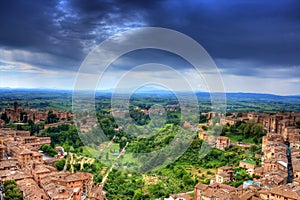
69;152;74;173
100;142;129;187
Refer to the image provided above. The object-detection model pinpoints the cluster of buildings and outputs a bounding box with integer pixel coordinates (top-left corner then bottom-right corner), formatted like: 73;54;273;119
0;129;51;162
219;110;300;136
79;115;98;133
198;131;231;150
0;101;72;124
198;111;300;151
194;181;300;200
193;111;300;200
0;126;107;200
0;102;107;200
2;101;300;200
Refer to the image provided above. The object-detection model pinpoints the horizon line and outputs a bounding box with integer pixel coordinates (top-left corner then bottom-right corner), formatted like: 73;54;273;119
0;87;299;97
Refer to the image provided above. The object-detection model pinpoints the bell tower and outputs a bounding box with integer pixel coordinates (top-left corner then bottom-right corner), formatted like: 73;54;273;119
14;101;18;112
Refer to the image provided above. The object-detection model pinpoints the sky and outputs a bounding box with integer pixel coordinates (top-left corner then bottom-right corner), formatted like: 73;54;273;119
0;0;300;95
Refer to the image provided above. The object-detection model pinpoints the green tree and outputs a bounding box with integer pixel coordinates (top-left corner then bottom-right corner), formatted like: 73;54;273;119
133;189;144;200
54;158;66;171
1;112;10;124
3;180;22;200
40;144;57;157
106;152;109;161
119;136;127;151
296;121;300;128
237;112;243;118
46;110;58;124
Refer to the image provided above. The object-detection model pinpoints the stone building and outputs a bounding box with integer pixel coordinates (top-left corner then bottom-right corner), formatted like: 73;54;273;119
216;136;230;150
239;159;255;170
194;182;237;200
215;166;234;184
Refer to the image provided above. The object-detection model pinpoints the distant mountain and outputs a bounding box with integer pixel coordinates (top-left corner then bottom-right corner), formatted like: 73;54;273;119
225;92;300;101
0;88;299;99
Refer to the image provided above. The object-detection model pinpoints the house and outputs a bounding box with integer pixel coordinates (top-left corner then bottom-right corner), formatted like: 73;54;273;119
31;163;57;185
239;159;255;170
0;159;18;170
40;171;93;200
216;136;230;150
47;185;74;200
215;166;234;183
198;131;209;141
260;170;288;187
17;178;49;200
194;182;237;200
269;185;300;200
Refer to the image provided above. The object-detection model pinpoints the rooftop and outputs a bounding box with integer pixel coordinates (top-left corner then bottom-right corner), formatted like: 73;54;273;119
241;159;256;165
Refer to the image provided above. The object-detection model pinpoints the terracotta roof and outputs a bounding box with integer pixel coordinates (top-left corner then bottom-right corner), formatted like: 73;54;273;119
0;160;18;169
219;166;232;170
40;172;69;186
258;189;269;194
202;188;231;199
34;165;52;174
0;170;13;178
240;159;255;165
47;186;73;199
217;172;232;178
209;182;236;193
195;183;208;190
270;186;300;199
17;178;49;200
170;193;192;200
7;169;32;181
20;149;33;155
63;172;92;182
254;167;264;172
240;191;256;200
32;151;43;156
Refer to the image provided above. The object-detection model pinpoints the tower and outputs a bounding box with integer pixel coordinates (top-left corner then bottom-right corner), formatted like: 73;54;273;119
285;139;294;183
14;101;18;112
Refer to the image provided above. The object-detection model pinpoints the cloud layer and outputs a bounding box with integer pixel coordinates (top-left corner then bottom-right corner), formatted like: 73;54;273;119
0;0;299;94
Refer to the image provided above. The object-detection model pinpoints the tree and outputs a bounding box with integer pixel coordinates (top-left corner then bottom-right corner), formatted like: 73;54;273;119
20;112;27;123
1;112;10;124
46;110;58;124
296;121;300;128
251;124;264;135
119;137;127;151
16;124;23;130
54;158;66;171
199;114;207;123
28;119;38;135
133;189;144;200
106;152;109;161
40;144;57;157
94;174;103;183
237;112;243;118
3;180;22;200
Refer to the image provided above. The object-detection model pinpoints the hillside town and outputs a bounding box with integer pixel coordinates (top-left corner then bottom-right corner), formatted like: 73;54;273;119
1;102;300;199
0;102;106;200
194;111;300;200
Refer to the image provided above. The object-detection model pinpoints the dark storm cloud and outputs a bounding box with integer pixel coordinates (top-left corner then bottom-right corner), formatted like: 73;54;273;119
0;0;150;70
0;0;83;69
0;0;299;78
139;0;300;77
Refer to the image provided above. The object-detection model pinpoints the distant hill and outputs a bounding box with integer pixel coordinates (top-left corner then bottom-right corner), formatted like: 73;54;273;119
0;88;299;101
